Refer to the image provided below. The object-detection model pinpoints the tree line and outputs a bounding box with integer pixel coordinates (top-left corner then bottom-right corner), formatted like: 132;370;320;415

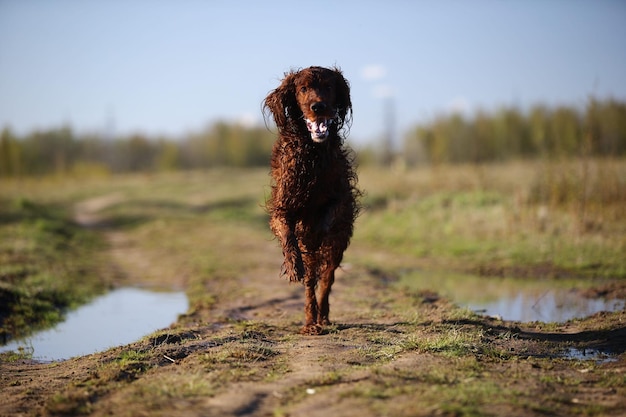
402;98;626;165
0;121;276;177
1;98;625;178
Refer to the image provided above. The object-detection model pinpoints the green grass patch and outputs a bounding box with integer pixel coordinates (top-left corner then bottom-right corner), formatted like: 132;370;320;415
0;198;110;341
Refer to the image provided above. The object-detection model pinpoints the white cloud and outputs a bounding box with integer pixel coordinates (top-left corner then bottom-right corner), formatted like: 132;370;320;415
446;96;472;115
361;64;387;81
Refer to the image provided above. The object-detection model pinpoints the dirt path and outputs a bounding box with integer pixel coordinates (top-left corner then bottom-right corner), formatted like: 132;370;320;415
1;195;625;416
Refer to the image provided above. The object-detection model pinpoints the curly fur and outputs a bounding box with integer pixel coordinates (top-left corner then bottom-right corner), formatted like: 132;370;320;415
264;66;360;335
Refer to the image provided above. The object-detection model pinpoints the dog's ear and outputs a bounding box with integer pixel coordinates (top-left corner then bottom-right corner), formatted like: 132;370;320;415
332;68;352;128
264;72;299;132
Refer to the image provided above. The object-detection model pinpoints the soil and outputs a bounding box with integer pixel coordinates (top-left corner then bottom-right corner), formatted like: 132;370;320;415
1;196;625;417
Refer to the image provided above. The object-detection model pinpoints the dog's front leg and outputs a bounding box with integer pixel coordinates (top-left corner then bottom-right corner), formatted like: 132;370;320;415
271;215;305;282
301;279;322;335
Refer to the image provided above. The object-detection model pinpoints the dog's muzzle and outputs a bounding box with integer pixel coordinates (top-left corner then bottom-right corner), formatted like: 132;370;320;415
305;118;334;142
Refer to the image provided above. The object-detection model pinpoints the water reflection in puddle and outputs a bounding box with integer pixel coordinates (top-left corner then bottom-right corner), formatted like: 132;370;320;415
399;271;624;323
0;287;188;361
564;347;618;364
469;290;625;322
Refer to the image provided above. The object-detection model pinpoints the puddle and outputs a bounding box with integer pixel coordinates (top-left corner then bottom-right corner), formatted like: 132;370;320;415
468;290;625;322
564;347;618;364
399;271;625;323
0;287;189;361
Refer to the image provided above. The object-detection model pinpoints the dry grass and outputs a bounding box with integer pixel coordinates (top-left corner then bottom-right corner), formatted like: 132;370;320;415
353;158;626;279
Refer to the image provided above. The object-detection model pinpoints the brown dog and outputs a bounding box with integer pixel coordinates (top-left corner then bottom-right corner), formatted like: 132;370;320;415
264;66;360;335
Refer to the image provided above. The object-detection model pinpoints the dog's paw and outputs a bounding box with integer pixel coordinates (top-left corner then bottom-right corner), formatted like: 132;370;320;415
317;318;331;326
300;324;323;336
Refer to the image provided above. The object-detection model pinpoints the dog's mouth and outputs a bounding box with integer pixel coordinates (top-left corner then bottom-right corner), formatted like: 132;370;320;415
305;118;333;143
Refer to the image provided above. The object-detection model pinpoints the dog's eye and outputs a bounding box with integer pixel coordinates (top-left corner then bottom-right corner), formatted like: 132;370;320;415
300;86;307;93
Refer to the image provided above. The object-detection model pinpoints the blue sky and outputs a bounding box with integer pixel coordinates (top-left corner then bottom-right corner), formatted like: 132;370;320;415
1;0;625;145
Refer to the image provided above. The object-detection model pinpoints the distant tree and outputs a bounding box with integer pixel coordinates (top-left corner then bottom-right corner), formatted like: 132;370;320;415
0;128;22;177
586;98;626;155
549;106;581;156
126;134;157;172
156;139;181;171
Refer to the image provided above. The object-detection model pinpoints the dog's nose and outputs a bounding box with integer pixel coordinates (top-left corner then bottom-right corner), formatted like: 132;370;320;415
311;102;326;114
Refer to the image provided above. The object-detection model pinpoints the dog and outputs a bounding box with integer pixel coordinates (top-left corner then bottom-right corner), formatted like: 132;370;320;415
263;66;360;335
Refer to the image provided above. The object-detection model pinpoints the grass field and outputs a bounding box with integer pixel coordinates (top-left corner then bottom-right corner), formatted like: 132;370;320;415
1;159;625;340
1;159;625;416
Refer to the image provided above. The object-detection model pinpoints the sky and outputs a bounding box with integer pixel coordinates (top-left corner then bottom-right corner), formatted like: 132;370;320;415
1;0;625;145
